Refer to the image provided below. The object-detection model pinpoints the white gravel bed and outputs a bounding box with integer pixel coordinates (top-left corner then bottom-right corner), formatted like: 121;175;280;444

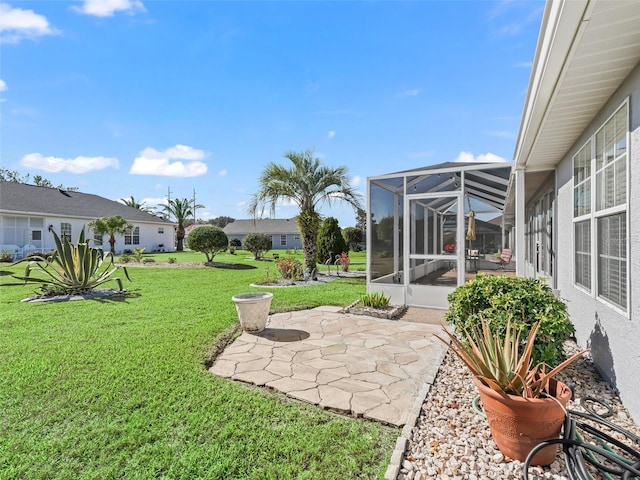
399;341;640;480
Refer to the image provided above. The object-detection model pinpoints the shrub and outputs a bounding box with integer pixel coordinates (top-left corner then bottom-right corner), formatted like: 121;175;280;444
445;274;574;366
119;254;132;263
142;257;155;264
133;247;146;263
317;217;348;265
187;226;228;262
229;238;242;248
242;233;272;260
0;249;13;262
277;258;303;280
12;227;130;295
361;292;390;308
167;257;177;264
343;227;362;251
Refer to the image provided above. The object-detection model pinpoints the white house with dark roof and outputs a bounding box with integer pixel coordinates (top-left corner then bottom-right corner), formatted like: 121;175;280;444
223;218;302;250
0;182;176;257
505;0;640;423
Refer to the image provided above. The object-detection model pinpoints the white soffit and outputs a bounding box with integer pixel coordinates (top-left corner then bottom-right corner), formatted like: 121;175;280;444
515;0;640;172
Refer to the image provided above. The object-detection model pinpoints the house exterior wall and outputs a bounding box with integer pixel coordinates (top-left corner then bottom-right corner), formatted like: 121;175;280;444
227;233;303;251
551;62;640;423
0;213;175;255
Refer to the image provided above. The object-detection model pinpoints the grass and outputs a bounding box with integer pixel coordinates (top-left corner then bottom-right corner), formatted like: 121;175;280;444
0;251;396;480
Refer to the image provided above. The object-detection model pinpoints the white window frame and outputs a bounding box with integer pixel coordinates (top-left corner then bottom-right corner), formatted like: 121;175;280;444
125;226;140;245
280;235;287;246
60;222;72;242
572;99;629;315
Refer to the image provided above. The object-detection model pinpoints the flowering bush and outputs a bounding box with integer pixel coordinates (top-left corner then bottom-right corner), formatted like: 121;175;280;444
340;252;350;272
277;257;304;280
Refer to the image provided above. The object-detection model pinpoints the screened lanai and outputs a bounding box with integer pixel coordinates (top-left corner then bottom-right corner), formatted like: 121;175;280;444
366;162;513;309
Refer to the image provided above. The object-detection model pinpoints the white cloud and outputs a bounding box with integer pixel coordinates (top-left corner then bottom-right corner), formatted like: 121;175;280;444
397;88;421;98
72;0;146;17
236;201;247;208
327;130;336;139
140;196;168;209
515;61;533;68
0;3;59;43
218;169;227;177
352;175;362;187
129;144;208;177
0;79;6;91
453;151;509;163
19;153;119;173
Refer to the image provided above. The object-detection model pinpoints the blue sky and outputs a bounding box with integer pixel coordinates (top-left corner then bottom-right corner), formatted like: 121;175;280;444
0;0;543;227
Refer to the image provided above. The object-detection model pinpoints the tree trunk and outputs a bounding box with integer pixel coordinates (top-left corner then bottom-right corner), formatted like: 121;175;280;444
296;210;320;271
176;225;185;252
302;230;317;271
109;235;116;255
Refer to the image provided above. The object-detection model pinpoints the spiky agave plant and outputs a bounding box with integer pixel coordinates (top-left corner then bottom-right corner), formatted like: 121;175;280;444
13;227;130;296
437;317;588;398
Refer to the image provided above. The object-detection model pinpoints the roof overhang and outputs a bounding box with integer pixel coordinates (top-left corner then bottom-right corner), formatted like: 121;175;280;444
514;0;640;173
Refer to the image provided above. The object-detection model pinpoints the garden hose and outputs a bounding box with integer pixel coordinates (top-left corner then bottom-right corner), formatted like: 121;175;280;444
521;397;640;479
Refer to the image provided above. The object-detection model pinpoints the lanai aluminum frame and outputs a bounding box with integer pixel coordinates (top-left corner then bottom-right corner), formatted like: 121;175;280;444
366;162;513;309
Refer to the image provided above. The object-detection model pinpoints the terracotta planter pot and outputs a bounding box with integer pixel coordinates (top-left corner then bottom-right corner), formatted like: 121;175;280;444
473;377;572;466
232;292;273;333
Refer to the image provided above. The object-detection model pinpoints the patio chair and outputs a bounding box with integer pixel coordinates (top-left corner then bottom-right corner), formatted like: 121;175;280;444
488;248;512;269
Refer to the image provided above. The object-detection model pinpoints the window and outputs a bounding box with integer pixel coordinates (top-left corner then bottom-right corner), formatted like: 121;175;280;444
574;221;590;289
280;235;287;246
572;101;628;311
158;227;164;234
60;223;72;242
93;234;103;246
294;234;300;240
125;226;140;245
31;230;42;241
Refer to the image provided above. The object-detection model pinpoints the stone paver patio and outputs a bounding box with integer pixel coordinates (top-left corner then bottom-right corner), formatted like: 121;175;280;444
209;306;448;426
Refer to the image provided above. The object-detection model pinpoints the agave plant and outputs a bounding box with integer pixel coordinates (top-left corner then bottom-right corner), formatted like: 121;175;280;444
13;227;130;296
437;317;588;398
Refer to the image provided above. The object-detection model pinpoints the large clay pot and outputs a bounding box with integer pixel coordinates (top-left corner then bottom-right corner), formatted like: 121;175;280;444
232;292;273;333
473;376;572;466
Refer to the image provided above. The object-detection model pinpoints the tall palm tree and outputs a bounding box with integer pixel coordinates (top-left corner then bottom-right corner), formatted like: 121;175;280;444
121;196;153;213
162;198;204;251
89;215;132;254
249;148;363;271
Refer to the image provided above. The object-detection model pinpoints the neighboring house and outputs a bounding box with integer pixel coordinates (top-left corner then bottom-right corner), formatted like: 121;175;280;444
0;182;176;256
505;0;640;423
223;218;302;250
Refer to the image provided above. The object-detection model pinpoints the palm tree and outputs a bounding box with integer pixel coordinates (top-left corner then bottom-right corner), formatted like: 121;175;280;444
89;215;133;254
249;148;363;271
162;198;204;251
121;196;153;213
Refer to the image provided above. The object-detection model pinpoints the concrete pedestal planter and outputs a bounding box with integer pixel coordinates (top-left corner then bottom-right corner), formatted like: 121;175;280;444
232;292;273;333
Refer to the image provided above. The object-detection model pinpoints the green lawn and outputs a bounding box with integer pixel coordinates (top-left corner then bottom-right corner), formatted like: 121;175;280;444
0;251;396;480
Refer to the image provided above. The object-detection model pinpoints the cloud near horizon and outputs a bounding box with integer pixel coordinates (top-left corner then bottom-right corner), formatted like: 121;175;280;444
327;130;336;139
453;151;509;163
0;3;59;43
129;144;208;177
72;0;146;17
19;153;119;173
397;88;421;98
